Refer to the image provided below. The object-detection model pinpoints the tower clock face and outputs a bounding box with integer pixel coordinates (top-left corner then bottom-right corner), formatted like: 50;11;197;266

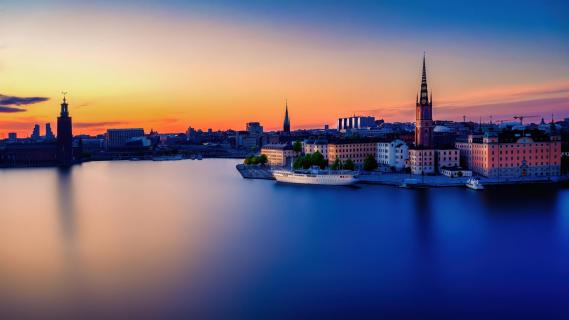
421;99;426;104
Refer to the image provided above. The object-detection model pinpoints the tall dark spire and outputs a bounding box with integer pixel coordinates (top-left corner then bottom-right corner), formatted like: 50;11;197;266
283;99;290;133
60;92;69;117
419;53;430;105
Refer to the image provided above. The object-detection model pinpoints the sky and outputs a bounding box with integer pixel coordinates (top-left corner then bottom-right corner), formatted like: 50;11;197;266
1;0;568;136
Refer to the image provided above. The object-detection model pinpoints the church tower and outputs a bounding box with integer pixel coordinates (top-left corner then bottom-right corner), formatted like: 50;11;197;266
57;93;73;166
283;99;290;133
415;54;434;148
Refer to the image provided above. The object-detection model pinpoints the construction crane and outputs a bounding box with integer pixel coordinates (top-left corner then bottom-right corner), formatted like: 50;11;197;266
513;115;538;125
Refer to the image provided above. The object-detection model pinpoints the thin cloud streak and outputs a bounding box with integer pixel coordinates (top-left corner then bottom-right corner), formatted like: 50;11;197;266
0;94;49;106
0;106;26;113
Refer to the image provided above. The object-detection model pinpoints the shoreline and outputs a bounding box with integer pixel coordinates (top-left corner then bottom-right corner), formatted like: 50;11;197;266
236;164;569;188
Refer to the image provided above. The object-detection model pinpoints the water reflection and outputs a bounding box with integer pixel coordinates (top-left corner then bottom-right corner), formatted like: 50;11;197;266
0;160;568;318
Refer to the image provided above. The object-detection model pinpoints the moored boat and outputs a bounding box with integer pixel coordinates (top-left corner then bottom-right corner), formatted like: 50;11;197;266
466;177;484;190
272;166;357;186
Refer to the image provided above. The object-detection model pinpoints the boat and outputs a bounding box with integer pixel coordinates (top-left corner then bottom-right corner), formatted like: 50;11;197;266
466;177;484;190
400;178;419;188
196;154;203;160
152;154;184;161
272;166;357;186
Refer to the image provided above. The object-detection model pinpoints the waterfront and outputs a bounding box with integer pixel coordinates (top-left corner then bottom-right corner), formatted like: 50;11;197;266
1;159;569;318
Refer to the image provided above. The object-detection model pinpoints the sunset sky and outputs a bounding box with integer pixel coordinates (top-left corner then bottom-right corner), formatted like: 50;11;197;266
1;0;568;136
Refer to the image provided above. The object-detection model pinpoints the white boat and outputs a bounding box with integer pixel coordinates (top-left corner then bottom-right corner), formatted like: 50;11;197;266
466;177;484;190
272;166;357;186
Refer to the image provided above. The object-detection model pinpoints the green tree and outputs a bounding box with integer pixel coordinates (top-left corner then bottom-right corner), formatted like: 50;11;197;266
331;158;341;170
344;159;355;171
292;140;302;153
310;151;326;169
293;156;305;169
363;154;378;171
258;154;268;165
244;156;252;165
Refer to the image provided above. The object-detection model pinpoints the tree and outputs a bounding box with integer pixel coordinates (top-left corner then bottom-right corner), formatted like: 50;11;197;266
363;154;378;171
344;159;355;171
258;154;268;165
293;156;306;170
292;140;302;153
310;151;326;169
331;158;341;170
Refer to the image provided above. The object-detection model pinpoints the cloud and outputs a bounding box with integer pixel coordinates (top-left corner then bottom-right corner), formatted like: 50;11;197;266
0;94;49;106
74;121;129;128
0;106;26;113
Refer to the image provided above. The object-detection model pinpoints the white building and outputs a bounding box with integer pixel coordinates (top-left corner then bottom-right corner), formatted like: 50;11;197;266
302;139;328;159
376;139;408;171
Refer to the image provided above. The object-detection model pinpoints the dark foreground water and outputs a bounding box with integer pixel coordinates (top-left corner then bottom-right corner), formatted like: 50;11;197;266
1;159;568;319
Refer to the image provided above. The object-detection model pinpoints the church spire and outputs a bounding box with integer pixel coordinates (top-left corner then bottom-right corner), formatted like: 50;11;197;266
418;53;429;106
283;99;290;133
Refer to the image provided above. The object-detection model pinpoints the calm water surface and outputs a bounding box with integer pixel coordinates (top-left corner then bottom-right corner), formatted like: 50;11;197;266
1;159;568;319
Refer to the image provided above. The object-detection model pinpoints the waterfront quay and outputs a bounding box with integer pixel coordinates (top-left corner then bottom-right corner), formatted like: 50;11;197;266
236;164;569;188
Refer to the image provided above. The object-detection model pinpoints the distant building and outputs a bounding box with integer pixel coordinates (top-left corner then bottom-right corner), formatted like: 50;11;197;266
246;122;263;135
303;138;328;159
337;116;376;132
455;130;561;178
328;140;377;167
235;131;260;150
8;133;17;142
0;143;57;167
45;123;55;140
261;143;295;167
376;139;408;171
283;100;290;133
106;128;145;149
31;124;40;140
57;95;73;166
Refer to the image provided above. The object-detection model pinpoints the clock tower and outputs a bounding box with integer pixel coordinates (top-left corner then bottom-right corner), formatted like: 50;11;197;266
415;54;433;148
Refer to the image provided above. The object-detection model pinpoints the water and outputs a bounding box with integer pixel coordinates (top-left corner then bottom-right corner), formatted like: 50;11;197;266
1;159;568;319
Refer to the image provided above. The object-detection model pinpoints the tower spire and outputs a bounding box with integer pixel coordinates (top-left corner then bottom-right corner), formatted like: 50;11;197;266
283;98;290;133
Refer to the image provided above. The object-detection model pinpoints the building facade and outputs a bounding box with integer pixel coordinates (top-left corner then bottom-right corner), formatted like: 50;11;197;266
409;149;435;175
337;116;376;132
376;139;409;171
261;143;296;167
436;149;460;171
303;139;328;159
455;131;561;178
328;140;377;167
106;128;145;149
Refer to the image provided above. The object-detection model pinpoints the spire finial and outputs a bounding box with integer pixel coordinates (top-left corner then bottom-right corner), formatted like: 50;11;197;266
62;91;68;103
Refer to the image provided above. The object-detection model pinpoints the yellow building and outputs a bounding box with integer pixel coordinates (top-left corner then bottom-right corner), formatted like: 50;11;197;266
328;140;377;166
261;144;296;167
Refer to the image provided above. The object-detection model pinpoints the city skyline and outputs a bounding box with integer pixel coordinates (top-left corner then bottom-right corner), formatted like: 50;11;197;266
1;0;569;137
